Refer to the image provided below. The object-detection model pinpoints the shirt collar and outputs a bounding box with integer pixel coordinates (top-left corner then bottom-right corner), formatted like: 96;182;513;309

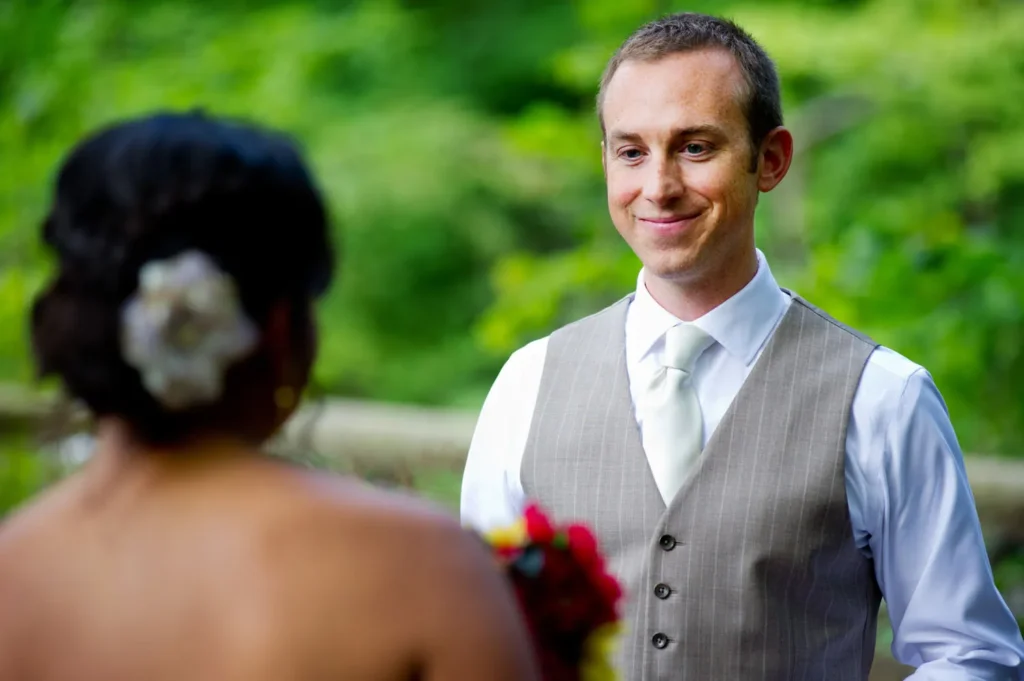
628;249;789;367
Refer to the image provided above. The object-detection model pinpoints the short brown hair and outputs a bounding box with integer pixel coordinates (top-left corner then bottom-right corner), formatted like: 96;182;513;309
598;13;783;151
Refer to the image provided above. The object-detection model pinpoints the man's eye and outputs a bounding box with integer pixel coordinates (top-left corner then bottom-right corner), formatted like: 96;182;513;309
684;143;707;155
620;148;643;160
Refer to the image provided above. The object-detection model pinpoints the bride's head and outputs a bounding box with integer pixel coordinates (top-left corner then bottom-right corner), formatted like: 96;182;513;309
31;111;335;446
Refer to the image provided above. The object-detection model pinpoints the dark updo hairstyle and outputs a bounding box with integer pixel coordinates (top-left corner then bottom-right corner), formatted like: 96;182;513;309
31;111;335;444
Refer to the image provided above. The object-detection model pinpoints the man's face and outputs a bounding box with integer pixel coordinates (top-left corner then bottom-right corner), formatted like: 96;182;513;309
601;49;764;286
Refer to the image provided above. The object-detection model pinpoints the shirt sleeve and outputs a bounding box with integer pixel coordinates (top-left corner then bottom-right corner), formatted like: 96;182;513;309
868;367;1024;679
459;338;548;533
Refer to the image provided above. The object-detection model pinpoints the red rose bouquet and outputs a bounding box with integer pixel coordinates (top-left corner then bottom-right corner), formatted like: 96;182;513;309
485;504;623;681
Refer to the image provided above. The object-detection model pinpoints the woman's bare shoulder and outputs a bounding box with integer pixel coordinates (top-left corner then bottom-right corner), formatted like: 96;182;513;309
0;475;84;558
262;466;514;623
276;467;480;561
274;470;538;681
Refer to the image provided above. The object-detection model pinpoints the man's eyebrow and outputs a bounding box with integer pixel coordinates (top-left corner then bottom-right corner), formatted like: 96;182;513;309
607;130;643;144
670;124;727;139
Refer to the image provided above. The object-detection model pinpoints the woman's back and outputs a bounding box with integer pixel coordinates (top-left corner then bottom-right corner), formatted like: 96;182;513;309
0;112;539;681
0;441;536;681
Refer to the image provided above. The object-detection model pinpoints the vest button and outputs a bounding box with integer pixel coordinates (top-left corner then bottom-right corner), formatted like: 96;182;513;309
654;583;671;600
658;534;677;551
652;633;669;649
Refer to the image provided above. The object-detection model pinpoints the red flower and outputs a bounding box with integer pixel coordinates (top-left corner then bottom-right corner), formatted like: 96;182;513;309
566;524;601;570
524;504;556;543
485;503;624;681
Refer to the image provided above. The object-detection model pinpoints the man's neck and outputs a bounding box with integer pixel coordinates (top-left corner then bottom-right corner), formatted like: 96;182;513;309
644;248;759;322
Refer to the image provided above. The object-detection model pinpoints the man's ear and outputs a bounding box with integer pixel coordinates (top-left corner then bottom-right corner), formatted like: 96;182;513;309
756;126;794;192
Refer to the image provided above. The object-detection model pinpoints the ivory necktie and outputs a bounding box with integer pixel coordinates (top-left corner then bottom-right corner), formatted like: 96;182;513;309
643;322;714;505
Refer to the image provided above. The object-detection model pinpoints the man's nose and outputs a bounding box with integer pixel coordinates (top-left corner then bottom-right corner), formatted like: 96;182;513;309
642;154;685;206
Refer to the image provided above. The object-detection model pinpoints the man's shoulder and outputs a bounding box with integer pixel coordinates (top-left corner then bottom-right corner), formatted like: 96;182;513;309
783;292;937;410
786;292;927;380
864;344;927;384
787;293;878;349
503;335;550;373
860;344;932;410
499;294;633;372
550;294;633;337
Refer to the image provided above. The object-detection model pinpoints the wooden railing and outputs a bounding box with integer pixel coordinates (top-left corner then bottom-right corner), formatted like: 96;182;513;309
278;397;1024;528
5;385;1021;518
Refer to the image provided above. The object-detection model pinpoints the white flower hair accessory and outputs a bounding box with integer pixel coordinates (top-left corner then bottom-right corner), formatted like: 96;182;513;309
120;249;259;411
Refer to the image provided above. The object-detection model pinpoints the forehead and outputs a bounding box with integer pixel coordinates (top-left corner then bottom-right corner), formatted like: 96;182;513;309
602;48;749;137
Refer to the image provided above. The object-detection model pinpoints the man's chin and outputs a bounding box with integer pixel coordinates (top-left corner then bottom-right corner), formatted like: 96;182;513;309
642;251;701;282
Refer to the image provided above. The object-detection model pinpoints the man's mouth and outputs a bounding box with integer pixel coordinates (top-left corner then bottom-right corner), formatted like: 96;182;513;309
637;212;703;234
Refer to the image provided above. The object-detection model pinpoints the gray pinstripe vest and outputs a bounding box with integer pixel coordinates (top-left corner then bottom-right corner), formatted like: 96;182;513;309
521;294;882;680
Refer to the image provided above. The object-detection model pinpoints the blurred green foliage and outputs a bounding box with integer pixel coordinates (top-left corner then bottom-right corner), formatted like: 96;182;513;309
1;0;1023;458
0;435;59;515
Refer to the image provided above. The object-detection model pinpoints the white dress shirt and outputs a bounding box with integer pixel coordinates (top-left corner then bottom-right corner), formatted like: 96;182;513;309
461;251;1024;679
